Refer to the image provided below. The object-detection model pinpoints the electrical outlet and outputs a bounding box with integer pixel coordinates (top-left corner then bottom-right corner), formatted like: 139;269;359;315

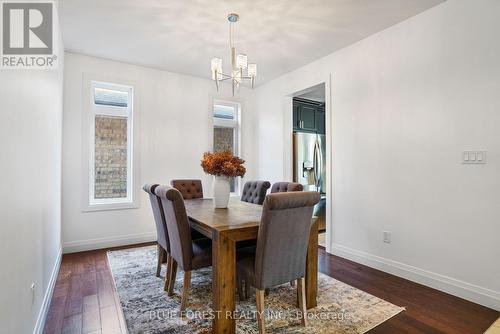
30;282;35;306
383;231;391;244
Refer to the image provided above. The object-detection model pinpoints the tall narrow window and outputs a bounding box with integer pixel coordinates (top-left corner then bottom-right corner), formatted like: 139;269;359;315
213;101;241;194
89;81;133;207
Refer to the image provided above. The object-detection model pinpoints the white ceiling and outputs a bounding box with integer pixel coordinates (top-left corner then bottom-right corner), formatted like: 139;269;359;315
60;0;444;85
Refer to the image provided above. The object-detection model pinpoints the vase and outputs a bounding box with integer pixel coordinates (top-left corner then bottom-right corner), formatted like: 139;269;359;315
213;175;230;208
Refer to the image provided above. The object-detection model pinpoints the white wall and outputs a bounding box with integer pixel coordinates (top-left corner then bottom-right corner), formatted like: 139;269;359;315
0;11;64;334
253;0;500;310
62;53;256;252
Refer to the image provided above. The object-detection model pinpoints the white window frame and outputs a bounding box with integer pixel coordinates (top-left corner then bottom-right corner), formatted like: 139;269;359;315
84;79;136;211
213;100;241;196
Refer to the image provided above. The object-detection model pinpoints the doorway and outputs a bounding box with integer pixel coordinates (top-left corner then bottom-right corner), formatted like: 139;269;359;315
287;83;329;249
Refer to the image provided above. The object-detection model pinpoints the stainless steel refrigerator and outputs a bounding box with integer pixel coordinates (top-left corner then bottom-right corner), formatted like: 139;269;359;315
293;132;326;194
293;132;327;230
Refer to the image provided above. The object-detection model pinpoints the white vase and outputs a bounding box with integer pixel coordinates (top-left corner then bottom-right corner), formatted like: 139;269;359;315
213;175;230;208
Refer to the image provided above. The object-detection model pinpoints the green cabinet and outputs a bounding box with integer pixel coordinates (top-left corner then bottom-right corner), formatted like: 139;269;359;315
293;103;301;129
293;98;325;134
300;103;317;131
316;105;325;134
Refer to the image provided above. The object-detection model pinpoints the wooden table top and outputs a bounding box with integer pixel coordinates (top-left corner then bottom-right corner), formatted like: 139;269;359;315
184;197;263;233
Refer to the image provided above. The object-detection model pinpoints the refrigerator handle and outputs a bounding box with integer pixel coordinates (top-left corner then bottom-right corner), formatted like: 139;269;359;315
317;138;323;188
312;139;317;186
313;139;320;188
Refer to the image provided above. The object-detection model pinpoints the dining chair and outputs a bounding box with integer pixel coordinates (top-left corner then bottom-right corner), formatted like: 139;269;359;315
143;184;173;285
269;182;305;287
154;185;212;312
270;182;304;193
170;179;204;199
143;183;208;291
241;180;271;205
236;191;320;333
171;179;208;240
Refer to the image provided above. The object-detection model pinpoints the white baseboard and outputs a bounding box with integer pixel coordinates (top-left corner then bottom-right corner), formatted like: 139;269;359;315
331;243;500;311
63;232;156;254
33;247;63;334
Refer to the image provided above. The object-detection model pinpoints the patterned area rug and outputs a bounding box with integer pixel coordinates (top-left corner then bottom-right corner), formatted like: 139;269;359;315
108;246;404;334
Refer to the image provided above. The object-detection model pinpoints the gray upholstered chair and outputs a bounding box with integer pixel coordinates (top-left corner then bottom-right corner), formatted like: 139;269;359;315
170;179;204;199
143;184;173;285
270;181;304;286
154;185;212;312
267;182;305;289
241;180;271;205
270;182;304;193
236;191;320;333
170;179;207;240
143;183;207;292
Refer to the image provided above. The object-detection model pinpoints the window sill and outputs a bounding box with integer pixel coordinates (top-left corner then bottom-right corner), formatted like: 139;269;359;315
83;202;138;212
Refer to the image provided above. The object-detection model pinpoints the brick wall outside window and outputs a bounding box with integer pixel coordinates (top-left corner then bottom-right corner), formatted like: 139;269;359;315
94;116;128;199
214;127;236;192
214;127;234;152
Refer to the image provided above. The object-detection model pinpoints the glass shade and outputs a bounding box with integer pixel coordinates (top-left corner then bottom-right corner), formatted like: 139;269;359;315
247;63;257;77
236;54;247;69
211;57;222;80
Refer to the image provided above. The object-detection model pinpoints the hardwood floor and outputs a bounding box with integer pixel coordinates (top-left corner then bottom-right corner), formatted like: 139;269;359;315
318;247;499;334
44;243;499;334
43;247;128;334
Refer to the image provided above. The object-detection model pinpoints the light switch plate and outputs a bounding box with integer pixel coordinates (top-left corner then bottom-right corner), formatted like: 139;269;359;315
463;151;487;164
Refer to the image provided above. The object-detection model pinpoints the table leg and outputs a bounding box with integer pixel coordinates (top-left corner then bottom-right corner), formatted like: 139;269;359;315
212;231;236;334
305;219;318;309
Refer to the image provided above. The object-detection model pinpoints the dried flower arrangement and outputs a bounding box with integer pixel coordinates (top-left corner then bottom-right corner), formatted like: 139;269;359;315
201;150;246;178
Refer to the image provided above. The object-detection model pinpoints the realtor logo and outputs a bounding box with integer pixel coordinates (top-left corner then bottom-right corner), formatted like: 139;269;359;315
1;1;58;69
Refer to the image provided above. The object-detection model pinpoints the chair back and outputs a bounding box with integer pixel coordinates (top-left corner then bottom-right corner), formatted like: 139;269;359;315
270;182;304;193
143;184;170;252
155;185;193;270
170;179;204;199
254;191;320;289
241;181;271;205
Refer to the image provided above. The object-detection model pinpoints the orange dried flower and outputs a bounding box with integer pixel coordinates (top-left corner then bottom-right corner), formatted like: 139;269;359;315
201;150;246;178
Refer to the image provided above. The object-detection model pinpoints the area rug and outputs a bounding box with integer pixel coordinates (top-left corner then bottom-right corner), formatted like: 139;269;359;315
108;246;404;334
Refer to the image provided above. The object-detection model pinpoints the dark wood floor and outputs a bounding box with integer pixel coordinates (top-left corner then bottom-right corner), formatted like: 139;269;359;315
44;243;499;334
44;247;127;334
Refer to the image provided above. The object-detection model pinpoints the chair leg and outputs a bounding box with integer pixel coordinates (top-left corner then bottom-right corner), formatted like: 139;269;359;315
156;245;164;277
180;271;191;312
167;260;178;296
297;277;308;327
256;289;266;334
290;280;295;287
163;254;172;292
237;274;245;301
244;278;251;299
264;288;270;296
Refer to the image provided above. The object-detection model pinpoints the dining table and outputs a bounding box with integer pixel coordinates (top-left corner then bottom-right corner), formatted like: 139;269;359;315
184;196;319;334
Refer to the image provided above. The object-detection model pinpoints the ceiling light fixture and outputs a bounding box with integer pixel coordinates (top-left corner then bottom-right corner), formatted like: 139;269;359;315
211;13;257;96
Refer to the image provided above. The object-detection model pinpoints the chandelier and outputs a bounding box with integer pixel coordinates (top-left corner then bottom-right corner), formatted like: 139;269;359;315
210;13;257;95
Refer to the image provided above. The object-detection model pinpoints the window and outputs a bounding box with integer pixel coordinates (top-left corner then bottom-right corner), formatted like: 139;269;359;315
88;81;134;208
213;100;241;194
